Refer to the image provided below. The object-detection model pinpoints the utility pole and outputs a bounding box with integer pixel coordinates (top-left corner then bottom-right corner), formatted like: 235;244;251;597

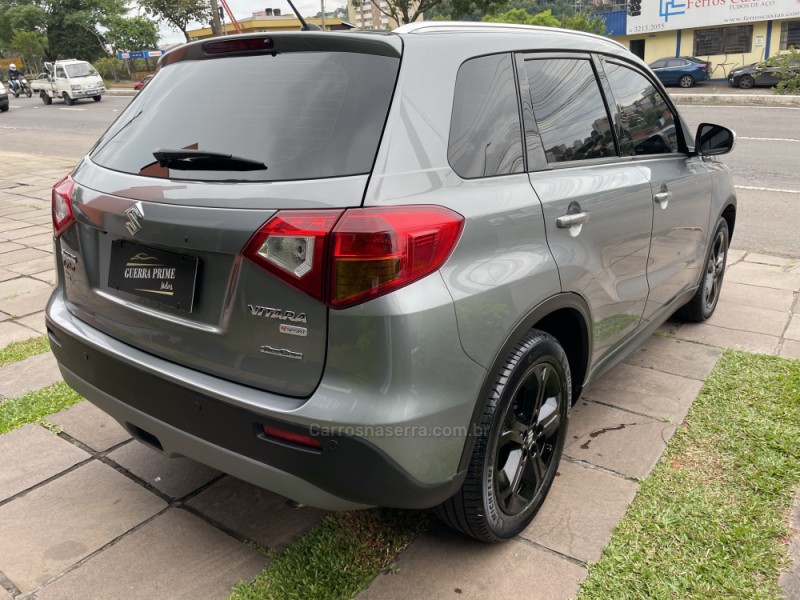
210;0;223;36
321;0;326;30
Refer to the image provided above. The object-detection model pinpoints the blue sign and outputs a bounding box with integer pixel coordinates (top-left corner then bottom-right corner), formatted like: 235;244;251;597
117;50;165;60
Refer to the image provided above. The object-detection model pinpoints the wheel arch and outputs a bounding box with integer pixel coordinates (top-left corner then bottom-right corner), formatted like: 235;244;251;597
721;200;736;244
456;293;592;473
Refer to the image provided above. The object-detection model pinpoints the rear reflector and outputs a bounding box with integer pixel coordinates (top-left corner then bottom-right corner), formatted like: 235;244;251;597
243;206;464;309
52;174;76;238
262;425;322;449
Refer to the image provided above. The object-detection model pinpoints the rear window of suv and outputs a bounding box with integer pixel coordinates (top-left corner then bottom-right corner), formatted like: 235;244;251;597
90;52;400;182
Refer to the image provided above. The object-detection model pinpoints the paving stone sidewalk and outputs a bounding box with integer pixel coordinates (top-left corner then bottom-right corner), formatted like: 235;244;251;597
1;150;799;599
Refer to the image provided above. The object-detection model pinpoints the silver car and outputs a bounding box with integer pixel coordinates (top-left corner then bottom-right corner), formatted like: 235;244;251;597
46;23;736;542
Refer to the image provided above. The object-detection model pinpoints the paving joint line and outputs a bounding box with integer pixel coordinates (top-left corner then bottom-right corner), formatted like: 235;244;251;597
576;397;675;425
512;535;587;569
0;570;21;599
560;455;641;484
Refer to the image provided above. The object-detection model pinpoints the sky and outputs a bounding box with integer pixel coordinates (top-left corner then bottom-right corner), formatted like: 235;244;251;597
141;0;348;45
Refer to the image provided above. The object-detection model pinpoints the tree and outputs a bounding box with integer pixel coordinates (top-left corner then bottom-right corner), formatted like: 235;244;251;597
0;0;127;61
760;47;800;95
137;0;211;43
484;8;560;26
11;29;47;73
561;13;607;35
105;16;159;52
352;0;508;26
483;7;607;34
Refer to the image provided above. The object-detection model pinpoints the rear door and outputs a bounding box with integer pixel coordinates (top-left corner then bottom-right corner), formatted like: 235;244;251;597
63;35;402;397
518;53;654;365
599;58;712;323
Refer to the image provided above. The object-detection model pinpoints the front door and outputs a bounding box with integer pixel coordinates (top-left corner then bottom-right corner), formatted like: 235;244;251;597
599;58;712;324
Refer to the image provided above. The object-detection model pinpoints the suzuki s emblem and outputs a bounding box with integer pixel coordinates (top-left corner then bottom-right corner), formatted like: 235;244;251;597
124;203;144;236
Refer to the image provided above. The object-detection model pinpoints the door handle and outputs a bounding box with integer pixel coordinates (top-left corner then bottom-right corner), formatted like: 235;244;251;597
654;191;672;208
556;212;589;229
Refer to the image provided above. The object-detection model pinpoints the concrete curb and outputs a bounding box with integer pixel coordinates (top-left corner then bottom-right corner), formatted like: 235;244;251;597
671;93;800;107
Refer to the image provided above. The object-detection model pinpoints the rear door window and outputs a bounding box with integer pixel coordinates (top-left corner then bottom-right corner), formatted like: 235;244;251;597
523;57;615;164
90;52;400;182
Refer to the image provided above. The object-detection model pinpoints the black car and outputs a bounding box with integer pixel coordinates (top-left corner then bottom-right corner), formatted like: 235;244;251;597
728;62;800;89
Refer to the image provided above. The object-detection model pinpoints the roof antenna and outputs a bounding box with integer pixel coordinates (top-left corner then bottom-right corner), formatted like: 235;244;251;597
286;0;321;30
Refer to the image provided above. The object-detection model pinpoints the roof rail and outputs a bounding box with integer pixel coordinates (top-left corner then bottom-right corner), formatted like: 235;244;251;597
393;21;626;51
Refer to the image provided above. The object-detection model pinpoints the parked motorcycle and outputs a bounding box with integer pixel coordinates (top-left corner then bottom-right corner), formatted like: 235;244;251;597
8;77;32;98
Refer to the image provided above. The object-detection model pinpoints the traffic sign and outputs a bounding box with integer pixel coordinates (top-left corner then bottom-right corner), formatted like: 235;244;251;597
117;50;165;60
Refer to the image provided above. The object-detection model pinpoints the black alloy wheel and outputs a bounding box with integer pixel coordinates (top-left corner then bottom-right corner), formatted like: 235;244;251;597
679;217;729;322
436;329;571;542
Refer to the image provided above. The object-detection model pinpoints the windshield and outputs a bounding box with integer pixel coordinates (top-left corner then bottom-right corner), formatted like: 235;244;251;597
91;51;400;182
65;63;99;78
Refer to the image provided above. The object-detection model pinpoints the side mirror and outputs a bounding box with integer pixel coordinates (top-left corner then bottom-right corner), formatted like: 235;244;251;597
696;123;736;156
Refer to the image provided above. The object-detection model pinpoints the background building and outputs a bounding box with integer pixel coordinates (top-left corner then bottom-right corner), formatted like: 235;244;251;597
599;0;800;78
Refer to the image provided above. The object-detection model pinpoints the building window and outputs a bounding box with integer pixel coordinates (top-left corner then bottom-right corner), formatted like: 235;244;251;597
694;25;753;56
780;20;800;50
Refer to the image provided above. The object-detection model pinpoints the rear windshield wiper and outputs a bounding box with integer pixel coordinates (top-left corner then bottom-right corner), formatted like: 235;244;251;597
153;149;268;171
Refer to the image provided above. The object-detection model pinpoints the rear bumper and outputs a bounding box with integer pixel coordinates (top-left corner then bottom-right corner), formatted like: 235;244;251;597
46;290;466;510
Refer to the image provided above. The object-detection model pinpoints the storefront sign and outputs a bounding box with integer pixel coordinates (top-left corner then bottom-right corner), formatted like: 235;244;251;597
626;0;800;34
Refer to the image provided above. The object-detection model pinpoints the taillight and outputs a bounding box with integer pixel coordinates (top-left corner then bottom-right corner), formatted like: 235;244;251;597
242;210;343;302
52;174;76;238
242;206;464;309
329;207;464;308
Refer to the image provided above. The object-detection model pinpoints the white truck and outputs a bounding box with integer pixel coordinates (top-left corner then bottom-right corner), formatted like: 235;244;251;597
30;59;105;105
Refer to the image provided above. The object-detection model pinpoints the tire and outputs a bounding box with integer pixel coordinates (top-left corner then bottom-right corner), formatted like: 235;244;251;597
436;329;571;542
678;218;729;322
679;74;695;88
25;87;32;98
62;92;73;106
93;95;101;102
0;104;8;112
738;74;755;89
40;91;52;105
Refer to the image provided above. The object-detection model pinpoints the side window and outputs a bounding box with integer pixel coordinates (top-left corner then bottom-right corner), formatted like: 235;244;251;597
603;61;679;156
448;54;524;179
666;59;684;67
650;60;666;69
56;68;66;78
524;57;614;164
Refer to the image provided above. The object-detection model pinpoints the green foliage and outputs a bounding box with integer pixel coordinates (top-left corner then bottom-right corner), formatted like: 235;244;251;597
5;4;47;33
579;351;800;599
10;29;47;73
0;381;83;435
561;12;607;34
105;16;159;52
483;7;605;33
0;0;126;61
0;335;50;367
138;0;211;42
230;509;428;600
759;47;800;95
94;55;124;81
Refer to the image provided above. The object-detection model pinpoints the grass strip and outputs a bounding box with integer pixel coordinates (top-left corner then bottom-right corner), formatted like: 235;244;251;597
0;381;83;435
579;350;800;600
0;335;50;368
230;509;428;600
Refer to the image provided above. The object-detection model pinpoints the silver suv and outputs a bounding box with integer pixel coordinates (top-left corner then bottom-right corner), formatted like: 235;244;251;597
46;23;736;542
